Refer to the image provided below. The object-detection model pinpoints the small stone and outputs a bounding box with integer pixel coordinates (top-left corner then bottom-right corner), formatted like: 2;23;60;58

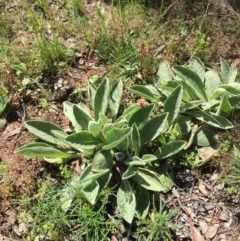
219;233;226;239
205;203;215;211
211;173;220;181
219;212;228;221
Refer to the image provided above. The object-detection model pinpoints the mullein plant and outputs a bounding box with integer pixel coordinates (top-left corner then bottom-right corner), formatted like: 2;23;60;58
16;77;187;223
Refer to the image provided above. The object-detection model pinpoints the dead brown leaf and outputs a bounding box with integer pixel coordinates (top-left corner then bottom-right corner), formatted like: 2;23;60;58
198;179;208;196
205;224;219;239
192;226;205;241
199;220;208;235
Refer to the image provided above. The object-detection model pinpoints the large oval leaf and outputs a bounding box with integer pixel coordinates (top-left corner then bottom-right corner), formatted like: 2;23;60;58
73;104;92;130
15;142;77;158
219;83;240;95
155;140;187;159
128;104;155;127
94;78;109;120
103;127;132;150
188;110;233;129
82;181;100;205
122;166;138;180
217;95;232;117
134;168;165;192
173;65;207;101
63;101;81;131
157;61;173;83
221;57;237;84
164;86;183;126
25;120;66;145
131;123;141;156
109;79;123;118
129;85;157;102
204;70;221;99
188;56;205;82
135;184;150;219
140;113;168;145
92;150;115;173
66;131;99;150
117;180;136;223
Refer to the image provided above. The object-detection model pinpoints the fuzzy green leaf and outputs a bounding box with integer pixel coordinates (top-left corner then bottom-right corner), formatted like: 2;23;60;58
66;131;99;150
131;123;141;156
188;110;233;129
175;115;192;136
92;150;115;173
129;156;146;166
205;70;221;99
173;65;207;101
138;235;147;241
188;56;205;82
25;120;66;145
129;85;156;102
15;142;77;158
219;83;240;95
142;154;158;163
88;114;107;137
122;166;138;180
64;102;92;131
88;81;97;109
80;164;109;184
193;128;216;146
164;86;183;126
103;127;132;150
122;104;141;121
140;113;168;145
109;79;123;118
117;180;136;223
128;104;155;127
63;101;81;131
221;57;237;84
155;140;187;159
135;185;150;219
218;95;232;117
73;104;92;130
94;78;109;120
157;61;172;83
134;168;165;192
82;181;100;205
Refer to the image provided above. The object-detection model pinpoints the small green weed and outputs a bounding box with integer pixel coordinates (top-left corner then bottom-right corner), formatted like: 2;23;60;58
135;197;180;241
224;145;240;202
21;184;116;240
36;37;76;75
